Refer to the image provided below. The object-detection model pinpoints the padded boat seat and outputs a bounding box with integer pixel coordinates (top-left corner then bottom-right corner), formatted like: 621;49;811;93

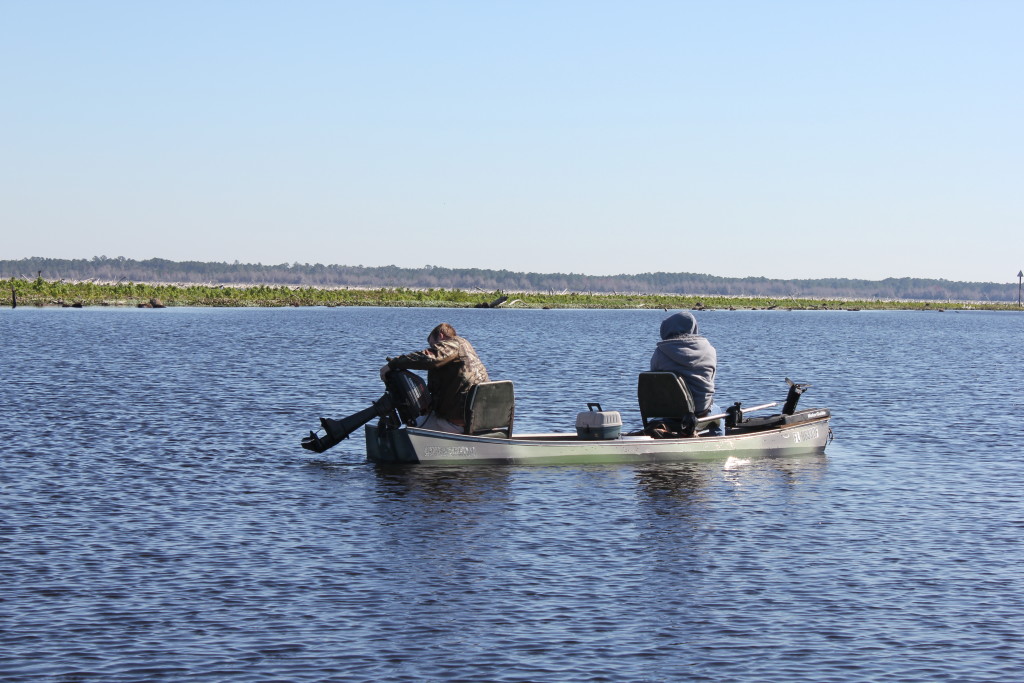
464;380;515;438
638;372;700;438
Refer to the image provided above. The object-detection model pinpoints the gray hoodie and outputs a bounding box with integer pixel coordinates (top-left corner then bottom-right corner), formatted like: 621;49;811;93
649;311;717;413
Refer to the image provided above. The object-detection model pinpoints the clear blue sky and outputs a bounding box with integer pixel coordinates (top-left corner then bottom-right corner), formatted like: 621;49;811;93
2;1;1021;283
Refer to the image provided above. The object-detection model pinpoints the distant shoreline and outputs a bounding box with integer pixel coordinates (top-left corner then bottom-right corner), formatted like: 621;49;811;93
2;256;1019;303
5;278;1021;311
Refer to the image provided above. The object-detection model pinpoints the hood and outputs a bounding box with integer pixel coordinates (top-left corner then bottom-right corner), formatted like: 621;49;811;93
660;311;699;340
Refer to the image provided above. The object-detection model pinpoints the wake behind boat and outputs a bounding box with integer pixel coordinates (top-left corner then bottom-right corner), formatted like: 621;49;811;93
301;369;832;466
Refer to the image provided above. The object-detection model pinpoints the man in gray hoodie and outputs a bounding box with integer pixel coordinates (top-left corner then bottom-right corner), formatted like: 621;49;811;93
650;311;723;435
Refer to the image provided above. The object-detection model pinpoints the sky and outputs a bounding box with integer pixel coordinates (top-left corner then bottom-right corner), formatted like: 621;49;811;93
2;1;1022;283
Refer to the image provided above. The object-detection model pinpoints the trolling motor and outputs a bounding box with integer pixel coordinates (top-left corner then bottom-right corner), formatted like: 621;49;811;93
724;378;812;430
300;369;430;453
782;378;811;415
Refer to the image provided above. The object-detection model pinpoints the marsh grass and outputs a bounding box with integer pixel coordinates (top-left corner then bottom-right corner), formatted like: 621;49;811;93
4;277;1020;311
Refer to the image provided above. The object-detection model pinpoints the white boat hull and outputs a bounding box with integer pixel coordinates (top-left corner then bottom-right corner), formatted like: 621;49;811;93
365;410;831;465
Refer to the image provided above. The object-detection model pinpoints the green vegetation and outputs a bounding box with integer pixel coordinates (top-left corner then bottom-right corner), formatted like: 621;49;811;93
5;277;1020;311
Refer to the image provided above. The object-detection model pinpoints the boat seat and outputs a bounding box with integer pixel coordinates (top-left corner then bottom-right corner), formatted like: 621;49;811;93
637;372;699;438
464;380;515;438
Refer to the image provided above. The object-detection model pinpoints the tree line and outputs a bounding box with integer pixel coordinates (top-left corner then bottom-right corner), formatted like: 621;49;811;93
1;256;1018;302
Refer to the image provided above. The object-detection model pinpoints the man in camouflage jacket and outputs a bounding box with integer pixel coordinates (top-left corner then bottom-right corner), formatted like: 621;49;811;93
385;322;489;431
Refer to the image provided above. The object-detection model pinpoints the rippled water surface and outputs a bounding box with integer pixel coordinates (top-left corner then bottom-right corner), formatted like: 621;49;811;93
2;307;1022;681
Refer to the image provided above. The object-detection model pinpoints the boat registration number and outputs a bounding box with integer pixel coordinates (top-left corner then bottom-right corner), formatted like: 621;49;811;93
425;446;475;459
791;426;820;443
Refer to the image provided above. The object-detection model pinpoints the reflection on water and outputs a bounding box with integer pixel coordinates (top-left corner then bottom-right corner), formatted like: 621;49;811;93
372;464;514;504
2;307;1022;682
634;462;711;507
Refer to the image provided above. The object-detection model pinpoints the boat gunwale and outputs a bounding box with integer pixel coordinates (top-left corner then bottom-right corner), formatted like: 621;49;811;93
399;414;832;447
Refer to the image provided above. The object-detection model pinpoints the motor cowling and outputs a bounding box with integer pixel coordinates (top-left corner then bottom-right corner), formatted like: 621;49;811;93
384;369;430;425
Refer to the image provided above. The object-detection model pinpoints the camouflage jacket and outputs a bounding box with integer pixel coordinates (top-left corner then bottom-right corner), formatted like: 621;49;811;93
388;336;490;423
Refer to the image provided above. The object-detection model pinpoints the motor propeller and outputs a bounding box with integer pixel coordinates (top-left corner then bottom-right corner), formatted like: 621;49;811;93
301;398;395;453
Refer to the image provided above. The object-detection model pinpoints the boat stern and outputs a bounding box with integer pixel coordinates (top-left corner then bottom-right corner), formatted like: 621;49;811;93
365;423;419;464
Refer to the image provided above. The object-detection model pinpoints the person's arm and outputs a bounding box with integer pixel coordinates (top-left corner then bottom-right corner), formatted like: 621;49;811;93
388;338;461;371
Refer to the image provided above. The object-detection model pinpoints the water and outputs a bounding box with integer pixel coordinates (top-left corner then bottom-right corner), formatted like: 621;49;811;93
2;306;1022;682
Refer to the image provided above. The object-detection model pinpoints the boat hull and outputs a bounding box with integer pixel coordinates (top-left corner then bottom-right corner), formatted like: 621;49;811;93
365;410;831;465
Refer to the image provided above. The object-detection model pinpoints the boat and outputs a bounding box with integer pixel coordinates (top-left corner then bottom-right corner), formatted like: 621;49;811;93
363;416;831;465
301;370;832;466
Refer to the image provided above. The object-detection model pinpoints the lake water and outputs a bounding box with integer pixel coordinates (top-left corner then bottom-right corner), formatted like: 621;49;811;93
2;306;1022;682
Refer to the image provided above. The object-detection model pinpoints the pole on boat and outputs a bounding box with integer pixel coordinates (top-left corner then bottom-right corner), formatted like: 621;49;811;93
704;402;778;422
1018;270;1022;307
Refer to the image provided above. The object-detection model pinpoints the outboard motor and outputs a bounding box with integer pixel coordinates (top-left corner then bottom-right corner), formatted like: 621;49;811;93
301;369;430;453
